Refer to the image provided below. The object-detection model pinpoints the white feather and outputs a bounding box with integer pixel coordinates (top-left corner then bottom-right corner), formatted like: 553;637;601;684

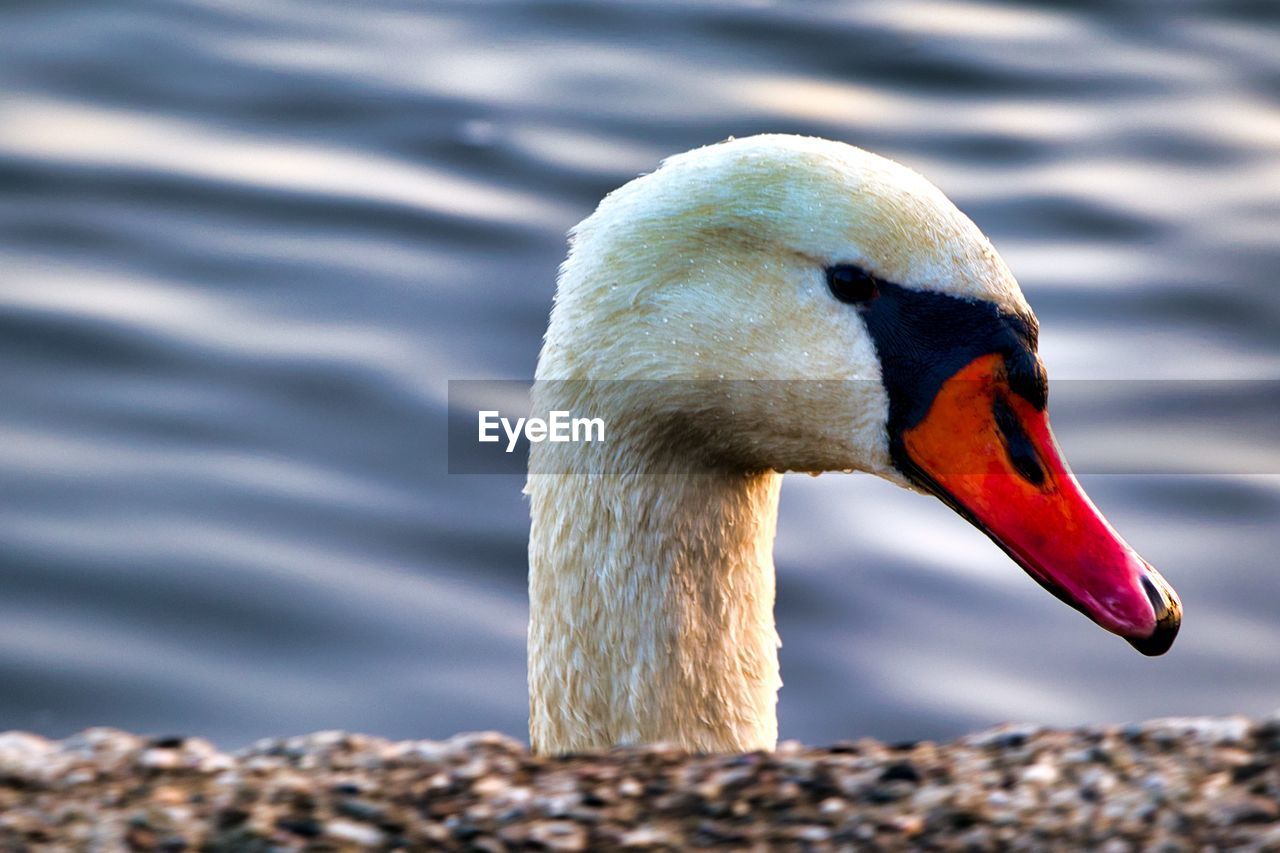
526;134;1030;754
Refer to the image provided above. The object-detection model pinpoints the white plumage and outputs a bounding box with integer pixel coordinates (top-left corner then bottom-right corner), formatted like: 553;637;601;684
528;135;1053;754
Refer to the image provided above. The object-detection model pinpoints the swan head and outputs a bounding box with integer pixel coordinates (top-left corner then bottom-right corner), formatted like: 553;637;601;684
540;134;1180;655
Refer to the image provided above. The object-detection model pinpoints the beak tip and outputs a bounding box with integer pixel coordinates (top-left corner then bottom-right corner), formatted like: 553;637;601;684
1124;604;1182;657
1127;570;1181;656
1125;623;1179;656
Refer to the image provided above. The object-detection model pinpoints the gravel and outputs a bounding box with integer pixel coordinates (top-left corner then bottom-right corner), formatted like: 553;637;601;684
3;715;1280;850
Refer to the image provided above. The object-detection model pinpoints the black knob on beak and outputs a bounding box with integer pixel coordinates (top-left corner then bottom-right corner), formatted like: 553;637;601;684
1126;573;1182;656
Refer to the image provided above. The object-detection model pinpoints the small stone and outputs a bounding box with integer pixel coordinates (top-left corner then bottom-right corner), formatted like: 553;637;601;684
126;823;157;850
966;724;1042;750
1021;761;1059;786
325;819;385;846
819;796;846;815
526;820;587;851
912;785;951;811
1080;767;1117;795
618;825;674;847
138;748;182;770
791;825;830;842
618;777;643;797
472;775;508;797
276;817;322;838
63;768;96;786
151;786;187;806
879;761;922;783
335;797;385;822
0;732;55;781
895;814;925;836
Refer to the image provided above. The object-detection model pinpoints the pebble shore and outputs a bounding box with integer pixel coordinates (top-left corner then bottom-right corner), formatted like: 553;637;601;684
2;716;1279;850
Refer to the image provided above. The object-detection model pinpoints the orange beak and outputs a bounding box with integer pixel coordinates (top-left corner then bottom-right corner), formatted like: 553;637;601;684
900;353;1181;654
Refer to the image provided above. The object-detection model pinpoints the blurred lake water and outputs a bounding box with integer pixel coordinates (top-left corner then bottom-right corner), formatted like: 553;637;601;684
0;0;1277;746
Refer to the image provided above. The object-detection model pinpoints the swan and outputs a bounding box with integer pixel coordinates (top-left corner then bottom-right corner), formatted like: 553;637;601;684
525;134;1181;755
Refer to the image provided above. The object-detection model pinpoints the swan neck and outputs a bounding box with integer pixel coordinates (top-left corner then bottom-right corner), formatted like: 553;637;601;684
527;448;783;754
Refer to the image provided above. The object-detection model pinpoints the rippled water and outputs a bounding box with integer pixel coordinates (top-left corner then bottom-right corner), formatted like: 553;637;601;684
1;1;1277;747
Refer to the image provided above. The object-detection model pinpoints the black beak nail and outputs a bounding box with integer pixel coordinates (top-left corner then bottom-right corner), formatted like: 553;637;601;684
1127;574;1181;656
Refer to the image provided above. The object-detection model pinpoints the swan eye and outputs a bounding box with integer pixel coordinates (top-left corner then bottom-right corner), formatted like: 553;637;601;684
825;264;879;305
